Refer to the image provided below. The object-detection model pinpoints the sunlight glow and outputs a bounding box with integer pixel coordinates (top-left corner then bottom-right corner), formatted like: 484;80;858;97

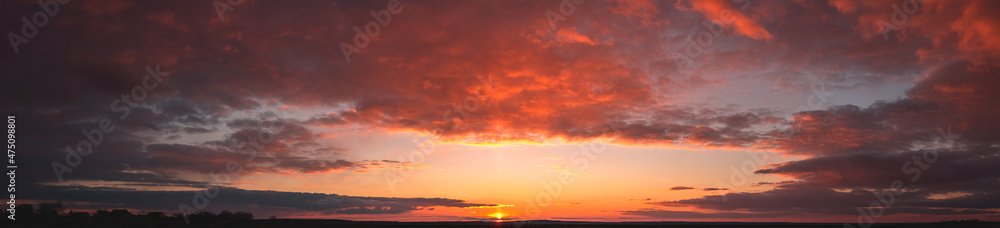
490;212;503;220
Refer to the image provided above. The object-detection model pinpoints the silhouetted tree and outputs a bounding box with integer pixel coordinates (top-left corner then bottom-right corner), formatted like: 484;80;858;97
217;210;234;220
187;210;216;222
943;219;983;223
36;201;66;217
109;209;134;217
144;211;166;218
93;209;110;218
15;204;35;218
68;211;91;219
234;211;253;220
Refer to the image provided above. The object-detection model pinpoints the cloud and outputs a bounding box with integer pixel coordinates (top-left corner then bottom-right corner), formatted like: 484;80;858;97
621;209;790;219
829;0;858;14
1;0;929;153
34;185;493;217
625;0;1000;217
2;0;999;220
633;182;1000;218
555;28;599;45
638;60;1000;219
670;186;696;191
682;0;773;40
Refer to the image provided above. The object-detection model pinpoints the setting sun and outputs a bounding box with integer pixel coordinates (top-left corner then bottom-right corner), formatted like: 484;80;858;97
490;212;503;220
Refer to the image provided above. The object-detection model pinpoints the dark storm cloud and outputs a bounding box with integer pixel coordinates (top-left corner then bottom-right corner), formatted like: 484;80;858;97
33;185;493;216
621;0;1000;220
641;61;1000;218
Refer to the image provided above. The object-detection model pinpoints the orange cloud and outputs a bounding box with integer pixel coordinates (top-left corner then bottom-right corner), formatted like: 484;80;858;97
685;0;773;40
555;27;597;45
829;0;858;14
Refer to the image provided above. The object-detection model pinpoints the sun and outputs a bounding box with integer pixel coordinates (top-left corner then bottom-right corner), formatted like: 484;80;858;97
489;212;503;220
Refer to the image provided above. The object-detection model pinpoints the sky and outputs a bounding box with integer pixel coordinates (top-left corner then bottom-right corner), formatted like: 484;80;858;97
2;0;999;224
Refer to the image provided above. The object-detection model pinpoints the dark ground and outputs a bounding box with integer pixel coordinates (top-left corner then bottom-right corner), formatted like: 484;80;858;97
3;217;999;228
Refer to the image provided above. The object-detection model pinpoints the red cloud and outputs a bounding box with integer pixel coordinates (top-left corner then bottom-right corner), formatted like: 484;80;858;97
683;0;773;40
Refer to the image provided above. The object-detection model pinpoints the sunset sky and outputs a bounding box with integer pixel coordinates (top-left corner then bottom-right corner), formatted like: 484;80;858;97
3;0;999;223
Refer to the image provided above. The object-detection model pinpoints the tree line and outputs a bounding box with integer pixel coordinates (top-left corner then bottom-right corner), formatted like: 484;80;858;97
3;201;253;221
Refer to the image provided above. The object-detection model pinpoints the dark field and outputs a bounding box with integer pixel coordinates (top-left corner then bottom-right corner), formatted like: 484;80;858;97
5;218;999;228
